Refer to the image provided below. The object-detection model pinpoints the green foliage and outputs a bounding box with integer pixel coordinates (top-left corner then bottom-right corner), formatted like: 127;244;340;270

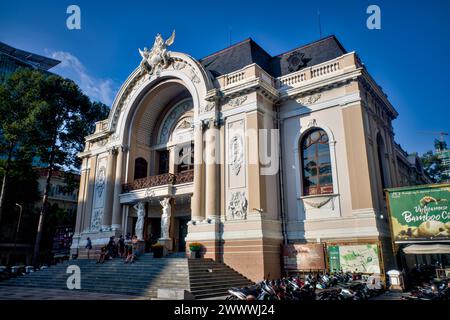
0;68;46;151
420;150;450;183
189;242;203;251
0;68;110;254
30;73;109;171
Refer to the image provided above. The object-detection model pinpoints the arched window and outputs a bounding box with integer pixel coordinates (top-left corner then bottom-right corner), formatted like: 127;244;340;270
301;128;333;196
176;143;194;173
134;157;148;180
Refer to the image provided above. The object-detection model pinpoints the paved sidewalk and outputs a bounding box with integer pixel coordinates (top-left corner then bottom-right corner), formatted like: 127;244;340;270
369;291;406;300
0;286;147;300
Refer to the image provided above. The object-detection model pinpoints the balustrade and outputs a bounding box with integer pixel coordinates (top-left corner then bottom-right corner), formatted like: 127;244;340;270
122;170;194;193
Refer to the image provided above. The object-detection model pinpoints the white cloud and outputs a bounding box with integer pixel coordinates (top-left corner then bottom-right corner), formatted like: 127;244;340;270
47;51;118;106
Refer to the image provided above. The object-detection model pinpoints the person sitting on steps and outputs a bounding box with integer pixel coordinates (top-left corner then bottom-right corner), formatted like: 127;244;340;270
124;244;135;264
97;246;109;263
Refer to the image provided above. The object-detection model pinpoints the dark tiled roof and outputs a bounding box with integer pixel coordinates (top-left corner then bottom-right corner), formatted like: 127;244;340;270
199;35;347;79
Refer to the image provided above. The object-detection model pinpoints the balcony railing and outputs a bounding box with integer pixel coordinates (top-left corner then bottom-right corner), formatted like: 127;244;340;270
174;169;194;184
122;170;194;193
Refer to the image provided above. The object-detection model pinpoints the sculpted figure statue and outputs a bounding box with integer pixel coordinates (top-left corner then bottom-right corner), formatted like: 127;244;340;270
160;197;172;239
133;202;145;241
138;30;175;75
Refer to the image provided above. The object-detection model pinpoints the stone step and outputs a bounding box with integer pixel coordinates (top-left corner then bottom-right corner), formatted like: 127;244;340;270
191;287;230;298
18;273;186;280
1;255;253;299
189;276;251;283
190;281;252;290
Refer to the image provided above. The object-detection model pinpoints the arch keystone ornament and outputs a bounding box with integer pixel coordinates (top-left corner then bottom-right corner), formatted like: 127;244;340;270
138;30;176;76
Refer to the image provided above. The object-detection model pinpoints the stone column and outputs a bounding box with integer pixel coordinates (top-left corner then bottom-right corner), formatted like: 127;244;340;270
205;119;219;220
71;157;89;256
111;145;128;231
83;155;98;231
190;122;204;221
74;157;89;235
168;145;175;174
101;147;117;230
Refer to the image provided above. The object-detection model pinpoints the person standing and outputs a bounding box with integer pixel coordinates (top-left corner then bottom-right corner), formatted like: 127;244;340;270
85;237;93;259
118;235;125;258
107;236;116;259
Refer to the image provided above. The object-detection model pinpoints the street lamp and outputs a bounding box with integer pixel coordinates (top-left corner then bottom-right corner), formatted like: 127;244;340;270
15;203;23;233
12;203;23;265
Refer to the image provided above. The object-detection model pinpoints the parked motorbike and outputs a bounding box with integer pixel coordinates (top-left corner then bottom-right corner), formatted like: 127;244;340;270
227;272;386;301
403;280;450;301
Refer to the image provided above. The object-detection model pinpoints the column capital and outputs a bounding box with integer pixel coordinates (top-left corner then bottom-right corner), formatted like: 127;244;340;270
107;146;118;155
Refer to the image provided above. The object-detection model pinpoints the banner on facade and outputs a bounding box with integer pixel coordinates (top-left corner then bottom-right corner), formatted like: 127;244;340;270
282;244;326;270
327;244;381;274
386;184;450;242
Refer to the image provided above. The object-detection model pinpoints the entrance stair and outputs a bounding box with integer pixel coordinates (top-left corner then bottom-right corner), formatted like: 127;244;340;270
0;254;253;299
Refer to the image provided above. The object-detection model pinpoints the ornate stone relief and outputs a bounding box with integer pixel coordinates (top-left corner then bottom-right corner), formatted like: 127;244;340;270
175;117;192;130
110;35;205;133
296;93;321;105
228;95;248;108
109;133;120;142
230;134;243;176
95;166;106;198
173;61;186;70
90;209;103;232
189;68;201;84
307;119;317;128
227;191;248;220
138;30;175;76
144;188;156;200
199;101;215;114
286;51;308;72
95;138;108;148
303;196;334;209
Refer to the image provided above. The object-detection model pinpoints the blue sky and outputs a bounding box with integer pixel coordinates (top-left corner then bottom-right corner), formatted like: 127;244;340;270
1;0;449;155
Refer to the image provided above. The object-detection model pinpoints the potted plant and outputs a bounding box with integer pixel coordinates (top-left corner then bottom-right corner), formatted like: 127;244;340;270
152;243;164;258
189;242;203;259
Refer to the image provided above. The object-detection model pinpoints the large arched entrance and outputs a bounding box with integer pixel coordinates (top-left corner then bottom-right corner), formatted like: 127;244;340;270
120;79;196;253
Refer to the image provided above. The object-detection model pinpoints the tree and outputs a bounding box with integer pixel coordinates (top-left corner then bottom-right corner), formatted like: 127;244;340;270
0;68;45;226
31;74;109;266
0;148;40;247
420;150;450;183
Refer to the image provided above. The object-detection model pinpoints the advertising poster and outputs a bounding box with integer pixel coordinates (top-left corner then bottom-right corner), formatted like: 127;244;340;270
283;244;326;270
386;184;450;242
327;246;340;272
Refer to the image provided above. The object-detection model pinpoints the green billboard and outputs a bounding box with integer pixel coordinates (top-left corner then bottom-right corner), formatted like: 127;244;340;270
386;184;450;242
327;244;381;273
